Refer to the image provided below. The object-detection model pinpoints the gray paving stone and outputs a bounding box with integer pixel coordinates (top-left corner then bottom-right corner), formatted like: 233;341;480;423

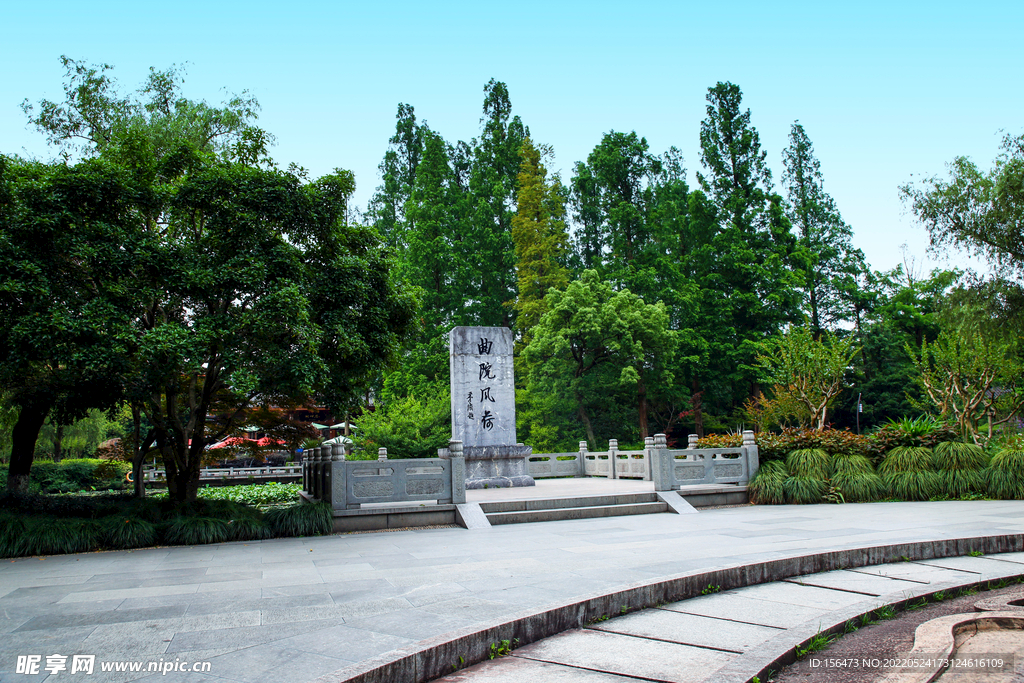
851;561;979;583
514;627;736;682
733;581;872;609
785;568;924;595
914;555;1013;574
182;598;315;619
14;605;191;631
272;623;413;661
165;618;341;653
433;656;639;682
661;592;831;628
187;645;352;683
592;608;783;652
341;608;467;641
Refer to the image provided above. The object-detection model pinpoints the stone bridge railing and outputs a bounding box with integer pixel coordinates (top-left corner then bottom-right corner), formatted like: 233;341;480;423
526;431;759;490
304;442;466;510
143;465;302;482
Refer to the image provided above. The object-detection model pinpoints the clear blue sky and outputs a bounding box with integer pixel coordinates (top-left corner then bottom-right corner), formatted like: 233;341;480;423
3;0;1020;275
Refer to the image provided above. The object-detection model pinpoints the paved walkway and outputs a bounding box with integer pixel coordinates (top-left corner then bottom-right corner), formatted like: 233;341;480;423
2;496;1024;683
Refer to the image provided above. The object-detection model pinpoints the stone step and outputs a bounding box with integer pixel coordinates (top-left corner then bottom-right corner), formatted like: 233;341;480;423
479;492;659;514
485;500;668;525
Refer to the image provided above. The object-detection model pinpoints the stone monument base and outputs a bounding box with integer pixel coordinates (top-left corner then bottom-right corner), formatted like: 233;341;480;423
439;444;535;489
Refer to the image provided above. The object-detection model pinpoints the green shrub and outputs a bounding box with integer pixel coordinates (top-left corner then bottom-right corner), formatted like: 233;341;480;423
0;490;133;518
695;433;743;449
879;446;934;475
30;458;128;493
786;449;830;479
830;454;875;476
265;502;332;537
939;469;985;499
102;516;157;549
125;496;166;523
832;471;887;502
749;461;787;505
866;418;960;461
228;516;273;541
164;516;231;546
756;428;869;461
987;449;1024;499
22;518;102;556
934;442;988;471
0;513;28;558
883;471;941;501
783;475;826;504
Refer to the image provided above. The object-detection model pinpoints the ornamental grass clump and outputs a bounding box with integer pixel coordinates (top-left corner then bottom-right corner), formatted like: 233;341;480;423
101;516;157;550
164;516;232;546
786;449;830;479
878;446;940;501
987;449;1024;500
0;513;28;558
21;518;102;556
934;442;988;498
783;475;826;504
265;501;332;537
749;461;787;505
830;454;887;502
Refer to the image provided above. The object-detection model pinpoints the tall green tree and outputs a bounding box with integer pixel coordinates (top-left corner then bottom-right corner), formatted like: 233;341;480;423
465;79;529;327
523;270;675;445
14;58;417;501
753;326;860;430
907;321;1024;444
367;103;425;252
404;129;469;331
902;132;1024;285
1;157;144;492
22;56;271;169
511;137;569;341
782;122;866;336
697;82;801;407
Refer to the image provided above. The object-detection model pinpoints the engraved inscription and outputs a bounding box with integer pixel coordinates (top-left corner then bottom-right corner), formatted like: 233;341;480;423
676;465;706;480
714;464;743;478
352;482;394;498
406;480;444;496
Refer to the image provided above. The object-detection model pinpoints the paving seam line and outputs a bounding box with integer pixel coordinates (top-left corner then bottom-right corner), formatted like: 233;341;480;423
308;534;1024;683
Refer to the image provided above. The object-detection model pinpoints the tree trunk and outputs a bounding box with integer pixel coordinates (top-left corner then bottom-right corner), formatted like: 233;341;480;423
131;426;156;499
637;381;649;440
53;423;64;462
691;380;704;438
6;401;49;493
576;398;597;451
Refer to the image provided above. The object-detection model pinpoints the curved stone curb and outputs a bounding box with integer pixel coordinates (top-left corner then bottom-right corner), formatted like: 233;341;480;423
974;591;1024;612
309;534;1024;683
875;612;1024;683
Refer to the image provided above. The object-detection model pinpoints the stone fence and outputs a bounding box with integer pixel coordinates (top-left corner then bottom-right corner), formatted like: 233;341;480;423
142;465;302;483
303;442;466;510
303;432;758;510
527;431;760;490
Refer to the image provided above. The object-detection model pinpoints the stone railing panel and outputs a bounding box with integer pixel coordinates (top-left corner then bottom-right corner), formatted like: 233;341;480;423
613;451;649;480
651;431;760;491
526;453;584;478
343;458;452;508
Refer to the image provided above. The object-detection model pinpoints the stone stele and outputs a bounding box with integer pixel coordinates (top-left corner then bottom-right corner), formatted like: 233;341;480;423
446;326;534;488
